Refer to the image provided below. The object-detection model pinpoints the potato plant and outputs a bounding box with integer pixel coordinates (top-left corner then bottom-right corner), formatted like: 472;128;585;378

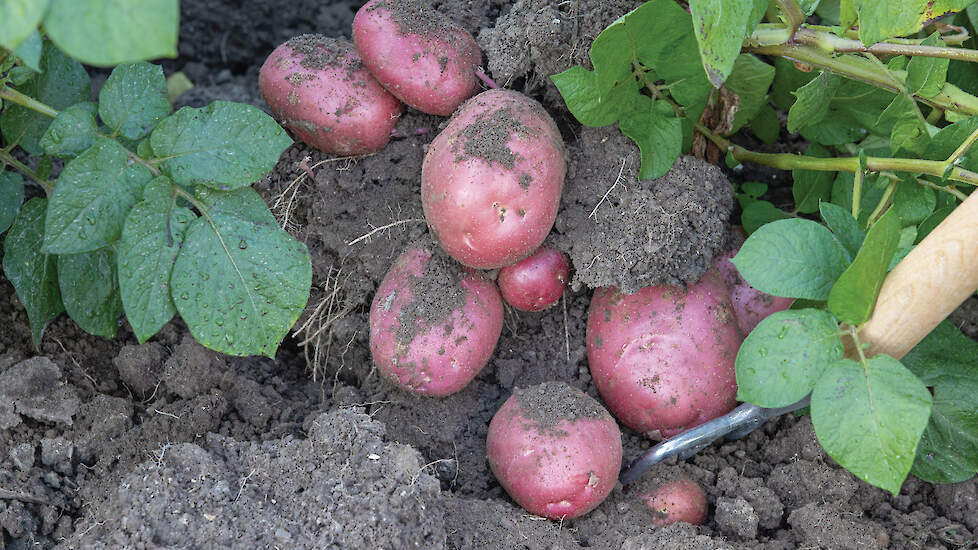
555;0;978;493
0;1;311;358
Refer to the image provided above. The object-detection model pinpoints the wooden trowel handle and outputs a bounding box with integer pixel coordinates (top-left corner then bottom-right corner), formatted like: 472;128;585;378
857;189;978;360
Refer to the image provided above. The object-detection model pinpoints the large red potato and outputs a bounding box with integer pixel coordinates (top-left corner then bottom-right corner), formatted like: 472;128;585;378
586;268;740;439
421;89;566;269
487;382;622;519
258;35;403;155
497;247;570;311
353;0;482;116
369;245;503;396
641;477;708;527
713;246;793;335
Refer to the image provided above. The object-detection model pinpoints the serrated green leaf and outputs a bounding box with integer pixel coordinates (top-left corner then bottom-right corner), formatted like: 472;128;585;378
851;0;973;46
0;170;25;234
171;187;311;357
119;177;196;343
12;30;42;71
819;201;865;258
40;102;98;159
787;72;839;133
551;66;638;127
619;98;682;180
903;321;978;483
741;199;791;234
151;101;293;190
2;198;64;348
750;103;780;145
792;144;834;213
732;218;849;300
812;356;932;495
736;309;843;407
0;41;90;155
99;62;171;140
43;0;178;66
915;206;955;243
689;0;764;87
724;54;775;134
827;209;900;325
0;0;49;50
43;139;151;254
891;180;936;226
57;247;122;338
906;33;950;98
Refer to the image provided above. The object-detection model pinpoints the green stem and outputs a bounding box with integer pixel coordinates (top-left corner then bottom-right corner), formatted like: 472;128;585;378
0;86;58;118
745;42;978;116
917;177;969;201
946;123;978;166
0;149;53;195
126;150;161;178
789;27;978;63
696;123;978;186
852;165;864;220
775;0;805;35
866;178;898;226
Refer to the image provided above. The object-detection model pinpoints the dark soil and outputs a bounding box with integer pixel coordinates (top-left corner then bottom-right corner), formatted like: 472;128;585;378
2;1;977;549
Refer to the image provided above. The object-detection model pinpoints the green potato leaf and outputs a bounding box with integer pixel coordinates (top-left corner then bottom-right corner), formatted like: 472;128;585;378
43;0;178;66
0;170;26;234
689;0;766;87
151;101;293;190
40;102;98;159
845;0;974;46
906;33;950;98
1;198;64;349
12;30;42;71
618;98;682;180
736;309;843;408
827;209;900;325
812;356;932;495
740;199;791;235
171;187;312;357
818;201;865;259
724;54;776;134
0;0;49;50
551;66;638;127
118;177;196;343
792;144;834;214
99;62;171;140
57;247;123;338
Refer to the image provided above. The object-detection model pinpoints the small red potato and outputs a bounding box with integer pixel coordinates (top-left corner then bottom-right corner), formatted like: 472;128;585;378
487;382;622;519
369;245;503;396
353;0;482;116
641;477;708;527
497;247;570;311
713;246;792;335
586;268;740;439
258;34;403;155
421;89;566;269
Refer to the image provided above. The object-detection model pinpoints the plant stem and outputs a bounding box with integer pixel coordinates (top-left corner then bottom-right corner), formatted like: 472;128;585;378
0;86;58;118
946;123;978;166
852;165;864;219
126;150;161;177
917;177;969;201
775;0;805;35
789;27;978;63
0;149;53;195
695;123;978;186
744;42;978;116
866;178;898;226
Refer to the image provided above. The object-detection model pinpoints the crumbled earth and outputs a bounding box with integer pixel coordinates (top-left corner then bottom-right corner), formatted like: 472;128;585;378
1;1;977;549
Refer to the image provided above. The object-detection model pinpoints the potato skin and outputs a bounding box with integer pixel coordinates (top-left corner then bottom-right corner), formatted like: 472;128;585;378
713;246;792;335
258;35;403;155
586;268;740;439
353;0;482;116
369;246;503;396
641;477;708;527
421;89;566;269
497;247;570;311
487;382;622;519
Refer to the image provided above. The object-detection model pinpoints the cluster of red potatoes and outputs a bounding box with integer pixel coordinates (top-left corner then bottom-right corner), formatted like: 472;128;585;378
259;0;791;524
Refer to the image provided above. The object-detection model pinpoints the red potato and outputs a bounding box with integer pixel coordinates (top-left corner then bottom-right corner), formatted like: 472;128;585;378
497;247;570;311
487;382;622;519
586;268;740;439
369;245;503;396
641;477;708;527
421;89;566;269
258;35;403;155
713;246;793;335
353;0;482;116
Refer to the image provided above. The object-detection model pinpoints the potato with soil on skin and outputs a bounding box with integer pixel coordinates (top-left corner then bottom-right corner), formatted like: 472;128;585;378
713;238;793;335
353;0;482;116
487;382;623;520
497;247;570;311
369;245;503;396
258;34;403;155
641;477;708;527
586;268;740;439
421;89;566;269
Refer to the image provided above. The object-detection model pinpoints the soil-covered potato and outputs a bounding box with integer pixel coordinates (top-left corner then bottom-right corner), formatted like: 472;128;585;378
369;245;503;396
421;89;566;269
497;247;570;311
258;35;403;155
353;0;482;116
586;268;740;439
487;382;622;519
641;477;709;527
